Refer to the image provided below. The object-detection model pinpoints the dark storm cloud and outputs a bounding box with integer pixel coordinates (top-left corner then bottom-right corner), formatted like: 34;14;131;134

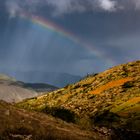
4;0;140;41
3;0;140;17
51;10;140;66
56;11;140;40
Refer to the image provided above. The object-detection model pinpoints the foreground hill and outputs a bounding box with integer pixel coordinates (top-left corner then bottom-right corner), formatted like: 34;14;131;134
17;60;140;139
0;74;57;102
0;100;103;140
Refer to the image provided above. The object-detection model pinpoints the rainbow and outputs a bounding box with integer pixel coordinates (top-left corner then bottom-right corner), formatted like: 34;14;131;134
20;12;81;45
19;12;115;65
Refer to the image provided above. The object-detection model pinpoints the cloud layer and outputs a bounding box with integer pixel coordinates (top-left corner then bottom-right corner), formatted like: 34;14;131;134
4;0;140;17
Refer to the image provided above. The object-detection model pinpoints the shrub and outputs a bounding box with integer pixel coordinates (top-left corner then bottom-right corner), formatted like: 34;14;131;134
43;106;76;123
73;84;81;89
122;81;134;88
92;110;120;126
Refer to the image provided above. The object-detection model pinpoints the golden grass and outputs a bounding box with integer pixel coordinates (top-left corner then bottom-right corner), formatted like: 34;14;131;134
125;97;140;104
117;106;140;117
90;77;133;95
111;97;140;114
60;93;73;102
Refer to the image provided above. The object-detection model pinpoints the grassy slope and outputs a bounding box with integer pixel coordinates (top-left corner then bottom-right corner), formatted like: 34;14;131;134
17;61;140;136
0;100;103;140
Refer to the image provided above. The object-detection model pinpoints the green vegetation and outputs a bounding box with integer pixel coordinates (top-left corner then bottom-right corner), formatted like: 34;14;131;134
42;106;77;123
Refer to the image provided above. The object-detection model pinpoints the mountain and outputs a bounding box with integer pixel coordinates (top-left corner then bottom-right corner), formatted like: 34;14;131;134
0;75;38;103
0;74;16;81
15;82;58;93
0;74;57;103
11;71;82;87
17;60;140;139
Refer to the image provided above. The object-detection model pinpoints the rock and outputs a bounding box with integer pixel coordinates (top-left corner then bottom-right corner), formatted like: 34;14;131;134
5;110;10;116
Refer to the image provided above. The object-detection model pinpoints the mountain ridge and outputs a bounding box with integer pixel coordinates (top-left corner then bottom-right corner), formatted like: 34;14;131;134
10;71;82;87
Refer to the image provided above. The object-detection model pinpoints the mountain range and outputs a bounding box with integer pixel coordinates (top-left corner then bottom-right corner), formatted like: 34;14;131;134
10;71;82;87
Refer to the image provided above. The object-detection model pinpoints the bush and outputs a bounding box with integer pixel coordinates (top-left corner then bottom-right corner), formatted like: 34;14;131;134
92;110;120;126
73;84;81;89
122;81;134;88
43;106;76;123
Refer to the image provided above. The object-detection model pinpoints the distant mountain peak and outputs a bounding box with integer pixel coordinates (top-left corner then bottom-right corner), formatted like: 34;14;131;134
0;74;16;82
10;71;82;87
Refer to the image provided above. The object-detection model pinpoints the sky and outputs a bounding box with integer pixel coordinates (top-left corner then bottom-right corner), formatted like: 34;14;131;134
0;0;140;78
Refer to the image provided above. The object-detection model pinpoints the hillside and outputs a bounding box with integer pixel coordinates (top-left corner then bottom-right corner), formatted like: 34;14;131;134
0;100;103;140
17;60;140;139
0;74;57;102
0;79;37;103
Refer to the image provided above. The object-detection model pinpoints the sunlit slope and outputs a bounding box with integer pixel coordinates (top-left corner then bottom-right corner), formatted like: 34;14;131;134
17;61;140;132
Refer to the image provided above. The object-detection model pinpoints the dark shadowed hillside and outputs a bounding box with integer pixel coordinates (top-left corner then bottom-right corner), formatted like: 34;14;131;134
15;82;58;93
17;60;140;139
0;100;103;140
